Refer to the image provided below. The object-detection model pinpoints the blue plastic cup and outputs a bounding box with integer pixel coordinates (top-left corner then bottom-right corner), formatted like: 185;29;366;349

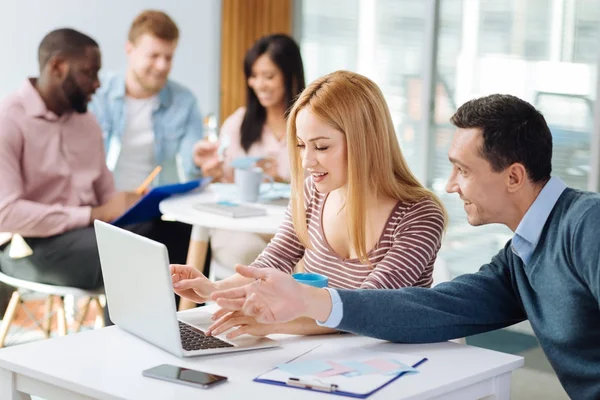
292;272;329;288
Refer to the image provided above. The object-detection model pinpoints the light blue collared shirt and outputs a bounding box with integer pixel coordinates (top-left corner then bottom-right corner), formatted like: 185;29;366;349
316;288;343;328
318;176;568;328
512;176;567;264
89;72;204;186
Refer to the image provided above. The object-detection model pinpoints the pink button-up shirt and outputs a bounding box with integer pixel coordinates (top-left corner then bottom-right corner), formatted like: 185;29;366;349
0;79;116;241
221;107;289;182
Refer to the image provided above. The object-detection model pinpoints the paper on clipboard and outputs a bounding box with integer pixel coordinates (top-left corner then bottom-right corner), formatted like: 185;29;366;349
254;344;426;398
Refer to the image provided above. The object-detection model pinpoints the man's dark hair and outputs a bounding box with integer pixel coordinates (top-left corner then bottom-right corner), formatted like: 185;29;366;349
450;94;552;184
38;28;98;69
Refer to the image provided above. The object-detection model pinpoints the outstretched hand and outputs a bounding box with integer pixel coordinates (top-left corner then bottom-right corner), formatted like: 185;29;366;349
210;264;307;324
206;310;279;339
170;264;217;304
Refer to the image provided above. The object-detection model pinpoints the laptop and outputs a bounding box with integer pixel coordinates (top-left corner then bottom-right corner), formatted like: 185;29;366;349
94;220;279;357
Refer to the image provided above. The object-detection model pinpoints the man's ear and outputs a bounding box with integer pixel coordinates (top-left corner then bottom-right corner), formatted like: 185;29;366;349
506;163;527;193
125;41;134;56
47;55;69;80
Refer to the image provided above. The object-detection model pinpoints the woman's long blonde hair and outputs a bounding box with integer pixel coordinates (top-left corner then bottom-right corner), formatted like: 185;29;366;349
287;71;448;265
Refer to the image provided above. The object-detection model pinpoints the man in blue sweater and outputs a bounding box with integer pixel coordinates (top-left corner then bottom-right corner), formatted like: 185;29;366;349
208;94;600;399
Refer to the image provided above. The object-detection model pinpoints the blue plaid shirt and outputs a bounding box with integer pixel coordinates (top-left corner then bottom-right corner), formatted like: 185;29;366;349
89;72;203;185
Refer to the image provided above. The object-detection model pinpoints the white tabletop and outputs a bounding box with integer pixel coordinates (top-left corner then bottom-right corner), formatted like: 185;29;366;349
0;309;523;400
159;184;288;235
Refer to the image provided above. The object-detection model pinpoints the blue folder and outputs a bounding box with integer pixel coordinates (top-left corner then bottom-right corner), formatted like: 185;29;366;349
111;177;212;226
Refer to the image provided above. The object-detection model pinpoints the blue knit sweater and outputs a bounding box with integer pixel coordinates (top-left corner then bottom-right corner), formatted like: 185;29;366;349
336;188;600;399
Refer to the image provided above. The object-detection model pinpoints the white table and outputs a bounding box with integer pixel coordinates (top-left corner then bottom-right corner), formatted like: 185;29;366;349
0;308;523;400
159;184;287;309
159;183;287;235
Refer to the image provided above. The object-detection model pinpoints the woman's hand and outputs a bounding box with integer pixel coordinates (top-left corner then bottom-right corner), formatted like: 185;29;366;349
206;310;280;339
192;140;223;180
255;157;278;180
170;264;217;304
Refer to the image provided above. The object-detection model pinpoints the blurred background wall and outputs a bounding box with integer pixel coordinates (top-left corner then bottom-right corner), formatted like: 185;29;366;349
0;0;222;120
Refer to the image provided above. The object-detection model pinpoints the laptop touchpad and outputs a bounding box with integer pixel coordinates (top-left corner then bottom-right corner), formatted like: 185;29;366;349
178;310;214;330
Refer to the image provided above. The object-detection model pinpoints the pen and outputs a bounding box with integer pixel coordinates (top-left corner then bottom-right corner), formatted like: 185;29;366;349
412;358;428;368
135;166;162;195
284;344;322;364
287;377;339;392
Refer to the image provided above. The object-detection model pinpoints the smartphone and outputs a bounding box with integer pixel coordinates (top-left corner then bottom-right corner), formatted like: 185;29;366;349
142;364;228;389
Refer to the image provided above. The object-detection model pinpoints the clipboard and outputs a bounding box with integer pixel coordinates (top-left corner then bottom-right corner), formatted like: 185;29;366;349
111;177;212;226
253;346;427;398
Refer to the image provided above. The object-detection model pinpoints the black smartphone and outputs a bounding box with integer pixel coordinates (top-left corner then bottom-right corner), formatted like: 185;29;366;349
142;364;228;389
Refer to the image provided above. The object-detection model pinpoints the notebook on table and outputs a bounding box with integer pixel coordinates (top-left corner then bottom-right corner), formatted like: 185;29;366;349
193;201;267;218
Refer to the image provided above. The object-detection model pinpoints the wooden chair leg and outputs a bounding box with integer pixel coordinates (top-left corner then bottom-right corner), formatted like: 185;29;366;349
55;296;68;336
179;226;209;311
0;291;22;348
43;295;54;338
74;297;92;333
92;297;105;328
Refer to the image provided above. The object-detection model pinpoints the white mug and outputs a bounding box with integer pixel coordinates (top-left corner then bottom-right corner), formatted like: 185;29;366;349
234;167;274;202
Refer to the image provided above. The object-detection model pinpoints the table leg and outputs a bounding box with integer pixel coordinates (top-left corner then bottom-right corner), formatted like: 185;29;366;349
178;225;210;311
491;371;511;400
0;368;31;400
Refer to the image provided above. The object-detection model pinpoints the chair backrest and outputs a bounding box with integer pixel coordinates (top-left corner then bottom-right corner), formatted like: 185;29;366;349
432;257;452;287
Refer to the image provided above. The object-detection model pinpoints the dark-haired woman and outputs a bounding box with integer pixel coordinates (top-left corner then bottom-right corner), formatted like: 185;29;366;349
194;33;306;269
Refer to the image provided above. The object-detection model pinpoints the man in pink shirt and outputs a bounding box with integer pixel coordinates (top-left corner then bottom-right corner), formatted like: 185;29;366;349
0;29;190;324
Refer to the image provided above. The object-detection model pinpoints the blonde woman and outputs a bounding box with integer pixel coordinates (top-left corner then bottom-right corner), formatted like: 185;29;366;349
171;71;447;337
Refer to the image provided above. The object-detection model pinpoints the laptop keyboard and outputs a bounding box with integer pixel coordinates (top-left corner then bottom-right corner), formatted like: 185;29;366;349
178;321;234;351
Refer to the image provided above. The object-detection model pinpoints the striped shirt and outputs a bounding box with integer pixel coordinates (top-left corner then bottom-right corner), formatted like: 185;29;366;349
251;178;445;289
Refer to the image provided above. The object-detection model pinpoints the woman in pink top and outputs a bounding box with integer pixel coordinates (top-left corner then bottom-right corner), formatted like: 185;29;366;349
194;34;305;268
173;71;448;337
195;34;305;182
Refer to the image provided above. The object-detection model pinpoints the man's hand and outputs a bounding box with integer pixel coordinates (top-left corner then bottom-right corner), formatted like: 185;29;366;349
90;191;141;223
170;264;217;304
206;310;280;339
193;140;223;180
211;265;328;324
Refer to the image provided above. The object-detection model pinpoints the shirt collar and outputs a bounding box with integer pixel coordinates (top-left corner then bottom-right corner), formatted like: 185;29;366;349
108;73;127;99
512;176;567;263
109;73;172;108
20;78;57;119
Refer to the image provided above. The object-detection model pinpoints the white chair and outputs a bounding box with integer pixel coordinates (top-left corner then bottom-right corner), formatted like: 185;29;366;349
0;270;105;348
432;257;453;287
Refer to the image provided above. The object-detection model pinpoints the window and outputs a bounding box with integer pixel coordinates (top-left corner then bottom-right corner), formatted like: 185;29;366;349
298;0;600;276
